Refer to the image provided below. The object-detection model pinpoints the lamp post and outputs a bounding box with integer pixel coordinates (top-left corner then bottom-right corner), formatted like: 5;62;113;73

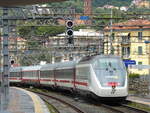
1;7;9;111
145;41;150;75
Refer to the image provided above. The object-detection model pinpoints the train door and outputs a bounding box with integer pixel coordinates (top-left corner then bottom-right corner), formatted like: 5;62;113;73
73;68;76;89
53;68;57;87
38;70;40;85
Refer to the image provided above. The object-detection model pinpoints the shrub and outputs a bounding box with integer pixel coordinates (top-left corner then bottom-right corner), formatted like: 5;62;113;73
129;73;140;78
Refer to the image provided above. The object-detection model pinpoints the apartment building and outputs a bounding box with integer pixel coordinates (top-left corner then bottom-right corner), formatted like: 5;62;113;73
104;19;150;75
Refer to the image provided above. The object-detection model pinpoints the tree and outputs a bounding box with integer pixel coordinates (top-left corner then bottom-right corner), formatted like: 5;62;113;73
20;47;53;66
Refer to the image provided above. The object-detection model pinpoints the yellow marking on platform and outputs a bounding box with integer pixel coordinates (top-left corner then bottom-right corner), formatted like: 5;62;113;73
13;87;44;113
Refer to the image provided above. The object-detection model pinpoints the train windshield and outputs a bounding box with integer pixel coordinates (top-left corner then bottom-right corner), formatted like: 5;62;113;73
93;58;127;87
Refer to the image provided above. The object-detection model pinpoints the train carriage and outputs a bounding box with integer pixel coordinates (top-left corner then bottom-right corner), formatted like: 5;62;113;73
21;65;41;85
54;61;76;88
10;67;22;83
76;55;128;100
40;63;56;86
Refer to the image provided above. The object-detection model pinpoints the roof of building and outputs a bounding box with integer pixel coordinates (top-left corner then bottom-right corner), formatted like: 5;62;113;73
0;37;26;41
104;19;150;31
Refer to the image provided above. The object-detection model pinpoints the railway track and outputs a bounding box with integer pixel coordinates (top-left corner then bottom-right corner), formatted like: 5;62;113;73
31;90;86;113
99;103;149;113
26;88;149;113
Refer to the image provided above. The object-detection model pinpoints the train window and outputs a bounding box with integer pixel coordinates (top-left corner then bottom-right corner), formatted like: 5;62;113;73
93;58;126;87
40;70;53;78
33;71;37;77
55;69;74;79
76;67;90;80
10;72;20;77
93;58;124;70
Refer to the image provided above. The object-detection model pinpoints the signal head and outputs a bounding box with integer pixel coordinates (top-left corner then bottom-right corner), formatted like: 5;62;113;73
66;20;73;28
10;60;15;65
66;29;73;36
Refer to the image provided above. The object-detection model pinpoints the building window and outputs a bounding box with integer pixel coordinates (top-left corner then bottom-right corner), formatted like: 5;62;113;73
111;33;115;40
128;33;130;40
138;46;143;55
138;62;142;70
138;32;142;40
127;47;130;55
122;47;130;57
138;62;142;65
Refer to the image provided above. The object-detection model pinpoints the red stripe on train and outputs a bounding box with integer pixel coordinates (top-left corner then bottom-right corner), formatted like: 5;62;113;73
74;81;88;86
9;78;88;86
59;80;70;83
9;78;21;80
40;79;51;82
22;79;40;82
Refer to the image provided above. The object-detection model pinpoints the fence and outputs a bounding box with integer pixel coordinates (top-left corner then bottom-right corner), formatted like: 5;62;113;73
129;75;150;97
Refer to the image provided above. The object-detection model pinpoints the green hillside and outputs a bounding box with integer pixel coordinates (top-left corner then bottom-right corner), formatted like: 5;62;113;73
93;0;132;7
48;0;133;11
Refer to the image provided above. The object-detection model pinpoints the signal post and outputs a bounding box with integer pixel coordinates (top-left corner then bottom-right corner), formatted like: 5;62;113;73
66;20;74;45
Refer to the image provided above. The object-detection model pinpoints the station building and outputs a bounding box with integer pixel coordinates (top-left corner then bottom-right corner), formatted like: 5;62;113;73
48;29;104;62
104;19;150;75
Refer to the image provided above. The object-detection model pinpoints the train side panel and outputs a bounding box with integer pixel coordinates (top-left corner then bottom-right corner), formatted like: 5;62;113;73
75;64;91;91
22;66;41;85
40;70;55;86
55;68;75;88
10;67;22;83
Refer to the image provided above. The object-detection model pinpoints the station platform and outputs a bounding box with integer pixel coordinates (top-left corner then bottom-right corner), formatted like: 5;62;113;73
127;95;150;106
5;87;50;113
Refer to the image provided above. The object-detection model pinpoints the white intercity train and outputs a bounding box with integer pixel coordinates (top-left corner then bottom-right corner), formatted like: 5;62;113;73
9;55;128;102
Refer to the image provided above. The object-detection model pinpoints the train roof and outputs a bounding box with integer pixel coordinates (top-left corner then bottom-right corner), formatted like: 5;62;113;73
41;61;77;70
22;65;42;71
55;61;76;69
40;63;57;70
78;55;122;64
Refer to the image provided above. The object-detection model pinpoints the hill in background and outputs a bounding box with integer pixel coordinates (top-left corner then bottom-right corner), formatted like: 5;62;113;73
48;0;134;13
93;0;132;7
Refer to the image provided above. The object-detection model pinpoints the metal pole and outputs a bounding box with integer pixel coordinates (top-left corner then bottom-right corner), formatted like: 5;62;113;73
1;7;9;111
110;8;113;54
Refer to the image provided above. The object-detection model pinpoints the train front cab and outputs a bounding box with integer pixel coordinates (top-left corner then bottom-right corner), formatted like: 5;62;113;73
90;55;128;101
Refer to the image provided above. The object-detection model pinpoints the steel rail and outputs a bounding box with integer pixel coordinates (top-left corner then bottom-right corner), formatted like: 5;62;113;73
99;103;149;113
121;104;149;113
39;95;60;113
100;104;124;113
29;90;86;113
100;103;149;113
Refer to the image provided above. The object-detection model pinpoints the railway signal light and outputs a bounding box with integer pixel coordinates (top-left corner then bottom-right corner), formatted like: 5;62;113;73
66;20;73;28
11;60;14;65
66;20;74;44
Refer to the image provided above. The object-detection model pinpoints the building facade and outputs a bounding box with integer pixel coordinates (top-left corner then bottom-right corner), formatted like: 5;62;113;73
104;19;150;75
0;37;27;67
48;29;103;62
